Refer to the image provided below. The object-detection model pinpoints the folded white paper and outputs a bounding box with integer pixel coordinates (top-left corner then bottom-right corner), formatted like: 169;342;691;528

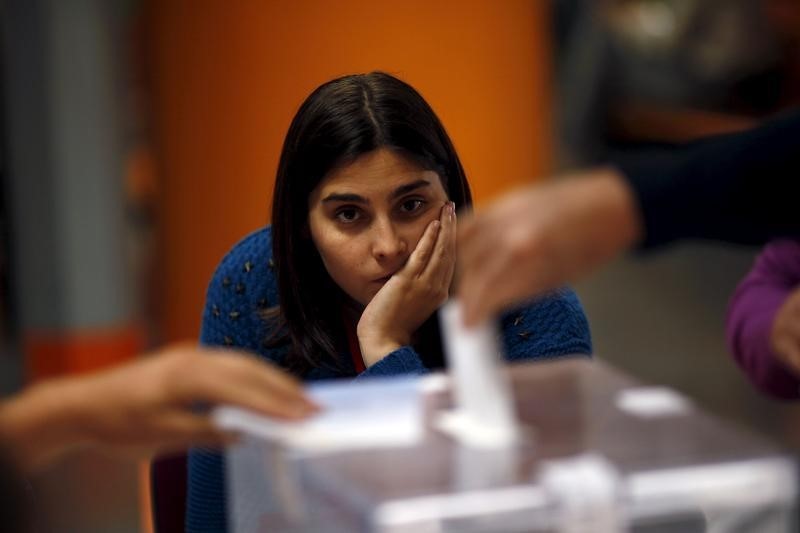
615;386;692;418
214;376;424;453
438;300;519;447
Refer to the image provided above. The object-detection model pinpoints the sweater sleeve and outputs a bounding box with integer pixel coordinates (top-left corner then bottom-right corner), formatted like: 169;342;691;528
187;228;280;533
726;240;800;399
500;288;592;361
355;346;429;379
614;109;800;248
358;287;593;377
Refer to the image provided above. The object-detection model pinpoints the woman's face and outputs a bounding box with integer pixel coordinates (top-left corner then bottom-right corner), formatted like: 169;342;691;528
308;148;449;307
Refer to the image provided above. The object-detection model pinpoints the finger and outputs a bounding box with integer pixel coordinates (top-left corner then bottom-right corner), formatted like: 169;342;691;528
176;354;319;419
456;213;499;292
441;203;458;290
403;218;441;277
200;350;307;401
457;214;474;239
460;249;527;327
422;202;455;283
455;228;497;304
148;412;236;453
782;343;800;378
776;317;800;354
787;287;800;306
456;207;480;244
787;317;800;339
420;202;455;276
189;374;317;420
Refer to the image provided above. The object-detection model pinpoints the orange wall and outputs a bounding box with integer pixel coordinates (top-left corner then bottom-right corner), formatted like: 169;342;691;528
146;0;553;342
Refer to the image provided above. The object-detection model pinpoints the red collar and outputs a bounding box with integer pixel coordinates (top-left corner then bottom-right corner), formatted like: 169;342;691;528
342;314;366;373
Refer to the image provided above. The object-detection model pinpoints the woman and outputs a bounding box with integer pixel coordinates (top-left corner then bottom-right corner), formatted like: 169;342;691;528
186;72;592;532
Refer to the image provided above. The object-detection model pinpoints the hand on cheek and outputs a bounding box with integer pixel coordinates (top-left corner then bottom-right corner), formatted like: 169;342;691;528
357;202;456;367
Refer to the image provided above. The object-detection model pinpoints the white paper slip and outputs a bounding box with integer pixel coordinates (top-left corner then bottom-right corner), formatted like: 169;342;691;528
438;300;519;447
615;386;693;419
213;376;424;453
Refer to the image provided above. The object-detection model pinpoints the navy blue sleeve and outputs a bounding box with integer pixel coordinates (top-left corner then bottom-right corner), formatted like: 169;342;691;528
187;228;280;533
359;287;593;377
500;287;592;361
355;346;429;379
186;449;227;533
615;108;800;248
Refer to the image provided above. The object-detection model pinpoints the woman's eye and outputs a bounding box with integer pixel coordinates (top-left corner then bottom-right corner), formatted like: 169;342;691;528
335;208;361;223
399;199;425;213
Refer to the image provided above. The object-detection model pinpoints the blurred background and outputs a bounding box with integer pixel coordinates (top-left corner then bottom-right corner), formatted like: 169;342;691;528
1;0;800;531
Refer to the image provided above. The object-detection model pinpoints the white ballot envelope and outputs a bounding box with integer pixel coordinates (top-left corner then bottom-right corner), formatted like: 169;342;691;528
214;376;424;453
437;300;520;447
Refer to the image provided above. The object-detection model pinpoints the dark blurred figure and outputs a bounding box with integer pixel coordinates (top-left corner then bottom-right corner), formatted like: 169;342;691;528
556;0;800;166
0;442;33;533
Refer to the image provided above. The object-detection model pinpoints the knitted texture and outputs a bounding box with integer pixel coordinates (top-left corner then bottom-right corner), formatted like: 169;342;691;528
186;226;592;533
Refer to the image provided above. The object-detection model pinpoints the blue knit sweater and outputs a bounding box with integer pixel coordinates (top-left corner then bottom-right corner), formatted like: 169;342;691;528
185;227;592;532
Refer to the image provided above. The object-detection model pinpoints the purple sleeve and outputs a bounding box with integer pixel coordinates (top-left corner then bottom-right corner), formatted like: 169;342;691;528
726;240;800;399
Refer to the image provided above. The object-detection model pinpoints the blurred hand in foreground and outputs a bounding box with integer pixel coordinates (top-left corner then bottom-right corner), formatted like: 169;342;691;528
457;168;643;326
0;343;318;473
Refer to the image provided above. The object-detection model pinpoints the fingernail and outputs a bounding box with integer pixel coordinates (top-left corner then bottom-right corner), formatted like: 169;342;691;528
432;220;441;230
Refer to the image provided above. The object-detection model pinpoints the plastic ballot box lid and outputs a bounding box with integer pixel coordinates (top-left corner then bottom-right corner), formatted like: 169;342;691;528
217;360;797;533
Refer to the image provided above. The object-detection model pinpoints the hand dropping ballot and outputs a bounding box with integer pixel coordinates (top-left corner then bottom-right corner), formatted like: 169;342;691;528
214;299;518;451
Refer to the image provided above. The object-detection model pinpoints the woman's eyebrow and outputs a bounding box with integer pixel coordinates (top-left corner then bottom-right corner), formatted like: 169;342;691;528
321;179;431;204
321;192;368;204
390;179;431;199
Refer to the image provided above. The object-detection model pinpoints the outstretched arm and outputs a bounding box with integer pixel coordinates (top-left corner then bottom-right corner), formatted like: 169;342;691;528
0;343;317;473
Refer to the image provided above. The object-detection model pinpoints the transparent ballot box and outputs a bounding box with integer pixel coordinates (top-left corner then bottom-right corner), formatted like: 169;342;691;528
218;360;798;532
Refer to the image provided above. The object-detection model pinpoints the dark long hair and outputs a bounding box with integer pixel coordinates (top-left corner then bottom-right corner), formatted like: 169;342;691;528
270;72;472;376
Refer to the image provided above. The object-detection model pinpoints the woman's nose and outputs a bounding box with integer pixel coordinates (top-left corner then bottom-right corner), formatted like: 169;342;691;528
371;219;407;262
